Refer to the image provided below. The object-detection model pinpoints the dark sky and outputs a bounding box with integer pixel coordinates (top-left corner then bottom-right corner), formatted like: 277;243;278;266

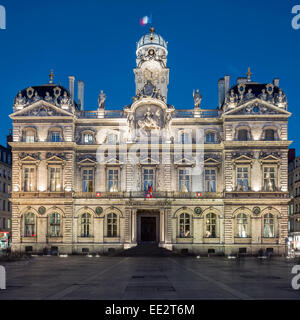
0;0;299;153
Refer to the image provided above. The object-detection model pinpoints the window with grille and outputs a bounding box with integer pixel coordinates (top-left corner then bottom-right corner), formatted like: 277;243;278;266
50;131;61;142
83;133;93;144
205;132;215;143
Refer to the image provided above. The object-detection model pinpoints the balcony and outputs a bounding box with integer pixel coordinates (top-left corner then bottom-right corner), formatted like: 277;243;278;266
74;191;223;199
12;192;73;198
225;192;290;199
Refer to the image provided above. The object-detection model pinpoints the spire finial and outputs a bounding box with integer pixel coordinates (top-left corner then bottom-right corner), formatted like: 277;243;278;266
150;26;155;33
49;69;54;84
246;67;252;81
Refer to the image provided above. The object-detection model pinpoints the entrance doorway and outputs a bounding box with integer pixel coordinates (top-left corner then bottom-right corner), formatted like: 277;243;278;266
141;217;156;242
137;210;160;244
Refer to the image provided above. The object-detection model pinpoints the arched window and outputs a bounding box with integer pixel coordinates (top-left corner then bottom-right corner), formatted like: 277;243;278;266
49;213;61;237
205;132;215;143
83;133;94;144
179;213;191;238
237;129;249;141
107;213;118;237
107;133;118;145
81;213;91;237
264;129;275;141
25;129;35;143
24;213;35;237
264;213;275;238
48;128;63;142
237;213;248;238
206;213;216;238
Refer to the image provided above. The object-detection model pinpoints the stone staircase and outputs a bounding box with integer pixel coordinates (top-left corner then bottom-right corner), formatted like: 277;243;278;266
116;243;183;257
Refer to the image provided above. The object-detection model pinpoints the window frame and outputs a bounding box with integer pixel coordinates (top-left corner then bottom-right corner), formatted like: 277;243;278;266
205;212;217;238
24;212;36;237
80;213;92;238
106;213;118;238
107;167;120;192
179;212;192;238
48;212;61;237
48;165;63;192
178;168;191;192
23;165;37;192
204;168;216;192
263;213;275;238
236;165;250;192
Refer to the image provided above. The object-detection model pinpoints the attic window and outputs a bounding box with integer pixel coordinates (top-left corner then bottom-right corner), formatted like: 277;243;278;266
237;129;248;141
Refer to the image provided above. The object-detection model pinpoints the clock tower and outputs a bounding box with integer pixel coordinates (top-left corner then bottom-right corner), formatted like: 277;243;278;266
134;27;169;103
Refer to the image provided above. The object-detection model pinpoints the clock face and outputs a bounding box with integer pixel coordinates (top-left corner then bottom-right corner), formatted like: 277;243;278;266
143;68;159;81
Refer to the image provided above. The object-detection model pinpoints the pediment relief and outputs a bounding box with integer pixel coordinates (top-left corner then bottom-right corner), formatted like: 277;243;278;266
77;157;98;167
204;158;221;165
174;157;195;166
232;155;253;163
11;101;73;118
139;156;160;165
224;99;291;116
259;154;281;164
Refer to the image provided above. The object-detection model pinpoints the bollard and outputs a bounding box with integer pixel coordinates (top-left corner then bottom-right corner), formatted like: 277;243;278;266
0;265;5;290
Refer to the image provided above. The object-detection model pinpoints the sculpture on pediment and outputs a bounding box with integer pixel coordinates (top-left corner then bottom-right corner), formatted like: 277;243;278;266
259;89;267;101
193;89;202;108
98;90;106;109
60;91;72;109
14;91;27;109
245;88;255;100
276;89;287;109
44;92;53;104
33;92;41;103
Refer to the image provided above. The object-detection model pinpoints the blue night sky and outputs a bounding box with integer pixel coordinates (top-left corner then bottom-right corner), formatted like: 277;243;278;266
0;0;299;152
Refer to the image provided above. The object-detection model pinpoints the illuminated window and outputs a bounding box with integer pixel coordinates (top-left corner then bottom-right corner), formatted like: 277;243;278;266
206;213;216;238
179;169;190;192
237;213;248;238
179;213;191;238
143;168;154;191
82;169;94;192
263;167;276;192
205;132;215;143
264;213;275;238
237;167;249;191
107;213;118;237
25;130;35;142
49;213;61;237
24;213;35;237
264;129;275;141
83;133;93;144
81;213;91;237
49;167;61;192
108;169;119;192
107;134;117;144
23;167;36;192
205;169;216;192
50;131;61;142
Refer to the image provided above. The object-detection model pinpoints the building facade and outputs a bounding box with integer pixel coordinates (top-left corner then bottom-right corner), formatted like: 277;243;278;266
288;149;300;251
10;28;291;255
0;135;12;249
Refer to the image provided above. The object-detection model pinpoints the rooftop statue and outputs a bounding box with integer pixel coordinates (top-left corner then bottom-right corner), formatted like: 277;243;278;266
193;89;202;108
98;90;106;109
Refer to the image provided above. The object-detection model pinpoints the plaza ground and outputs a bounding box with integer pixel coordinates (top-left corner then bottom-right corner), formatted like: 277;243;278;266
0;246;300;300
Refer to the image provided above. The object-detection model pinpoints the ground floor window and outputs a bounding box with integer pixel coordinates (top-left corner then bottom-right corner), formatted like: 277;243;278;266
81;213;91;237
206;213;216;238
264;213;275;237
49;213;61;237
24;213;35;237
107;213;118;237
179;213;191;237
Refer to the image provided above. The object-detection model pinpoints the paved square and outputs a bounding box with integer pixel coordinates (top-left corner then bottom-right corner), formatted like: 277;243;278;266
0;254;300;300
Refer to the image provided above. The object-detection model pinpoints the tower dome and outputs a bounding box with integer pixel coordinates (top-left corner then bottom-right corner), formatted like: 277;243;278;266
137;27;167;50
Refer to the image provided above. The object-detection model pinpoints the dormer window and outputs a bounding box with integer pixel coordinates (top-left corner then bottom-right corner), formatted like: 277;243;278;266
205;132;216;143
264;129;275;141
83;133;93;144
237;129;249;141
25;130;35;143
51;131;61;142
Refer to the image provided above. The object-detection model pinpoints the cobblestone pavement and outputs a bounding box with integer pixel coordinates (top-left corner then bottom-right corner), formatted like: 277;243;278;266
0;254;300;300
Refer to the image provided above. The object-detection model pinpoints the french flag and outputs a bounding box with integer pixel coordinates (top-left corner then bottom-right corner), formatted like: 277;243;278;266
145;185;153;198
140;16;151;26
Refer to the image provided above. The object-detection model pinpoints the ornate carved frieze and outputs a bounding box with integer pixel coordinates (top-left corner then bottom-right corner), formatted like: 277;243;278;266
46;152;67;160
259;151;281;159
204;153;222;161
19;152;41;160
231;152;254;159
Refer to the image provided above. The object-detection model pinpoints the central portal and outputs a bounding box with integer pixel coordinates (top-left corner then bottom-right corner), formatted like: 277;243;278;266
141;217;156;242
137;210;160;244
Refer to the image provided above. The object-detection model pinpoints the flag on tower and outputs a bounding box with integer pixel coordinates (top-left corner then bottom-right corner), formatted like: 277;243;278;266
140;16;151;26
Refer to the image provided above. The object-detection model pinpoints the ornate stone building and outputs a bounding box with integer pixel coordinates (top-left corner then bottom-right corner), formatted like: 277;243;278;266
9;27;291;255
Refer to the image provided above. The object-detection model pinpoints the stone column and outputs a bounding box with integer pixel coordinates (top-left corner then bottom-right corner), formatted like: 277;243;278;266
160;209;165;244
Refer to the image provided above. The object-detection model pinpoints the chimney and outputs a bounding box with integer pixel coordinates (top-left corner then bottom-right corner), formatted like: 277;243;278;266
289;148;296;163
78;81;85;110
68;76;75;100
6;129;12;148
218;78;225;107
224;75;230;96
236;77;247;85
273;78;280;87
